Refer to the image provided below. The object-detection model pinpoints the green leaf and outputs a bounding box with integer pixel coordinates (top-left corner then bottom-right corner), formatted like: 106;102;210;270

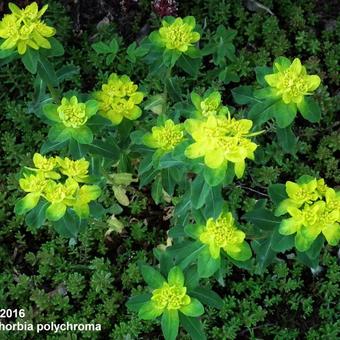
86;138;120;160
168;241;202;263
273;100;297;128
191;176;210;209
184;265;200;290
268;184;287;206
189;287;223;309
48;124;72;142
203;164;227;187
178;243;205;270
247;98;278;125
166;76;182;102
22;48;38;74
0;48;16;59
162;310;179;340
139;301;163;320
25;201;48;229
180;314;206;340
140;265;165;289
271;229;295;252
180;298;204;317
231;85;261;105
163;48;181;67
144;94;165;114
56;64;79;82
68;139;88;159
218;67;240;84
40;140;67;154
198;247;220;278
162;168;176;196
53;209;87;238
15;193;40;215
159;153;186;169
92;41;113;54
244;206;281;231
126;293;152;312
151;176;163;204
177;54;201;77
296;251;319;269
255;66;272;87
168;266;185;286
71;126;93;144
174;191;192;226
276;126;297;154
305;235;324;259
203;184;224;220
297;97;321;123
46;202;67;221
37;55;58;86
251;233;277;273
89;202;106;218
46;37;64;57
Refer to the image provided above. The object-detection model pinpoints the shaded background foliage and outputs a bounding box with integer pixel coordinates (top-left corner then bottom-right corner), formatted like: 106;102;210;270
0;0;339;339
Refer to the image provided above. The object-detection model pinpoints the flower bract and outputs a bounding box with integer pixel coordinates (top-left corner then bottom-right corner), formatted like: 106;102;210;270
94;73;144;125
278;177;340;251
0;2;56;55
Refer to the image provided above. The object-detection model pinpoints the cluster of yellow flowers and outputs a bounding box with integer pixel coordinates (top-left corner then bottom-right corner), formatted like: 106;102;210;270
16;153;101;221
94;73;144;125
277;178;340;251
157;17;200;52
198;212;252;261
143;119;184;154
0;2;55;55
184;112;260;178
143;91;261;179
138;266;204;321
265;58;321;104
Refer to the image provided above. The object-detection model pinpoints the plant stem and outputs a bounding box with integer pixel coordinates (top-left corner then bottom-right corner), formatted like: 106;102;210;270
162;66;172;115
47;83;60;104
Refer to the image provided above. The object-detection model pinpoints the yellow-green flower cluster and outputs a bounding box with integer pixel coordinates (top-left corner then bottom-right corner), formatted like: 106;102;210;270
0;2;55;55
265;58;321;104
184;112;260;178
191;91;229;118
44;96;98;129
138;266;204;321
151;282;190;310
143;119;184;155
152;16;200;52
198;212;252;261
57;97;90;128
15;153;101;221
276;177;340;251
94;73;144;125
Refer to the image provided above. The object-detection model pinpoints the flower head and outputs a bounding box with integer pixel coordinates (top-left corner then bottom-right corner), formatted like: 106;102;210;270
94;73;144;125
57;97;89;128
138;266;204;322
0;2;56;54
43;96;97;145
143;119;184;154
19;171;47;193
191;91;229;118
265;58;321;104
278;177;340;251
15;154;101;221
198;212;252;260
56;157;89;183
184;113;260;178
150;16;200;53
275;178;318;216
